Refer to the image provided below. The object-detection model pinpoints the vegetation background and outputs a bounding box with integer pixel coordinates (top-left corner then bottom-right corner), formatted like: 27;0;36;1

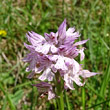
0;0;110;110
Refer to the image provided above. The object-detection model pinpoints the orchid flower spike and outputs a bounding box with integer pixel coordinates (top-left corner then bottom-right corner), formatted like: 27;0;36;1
23;19;99;100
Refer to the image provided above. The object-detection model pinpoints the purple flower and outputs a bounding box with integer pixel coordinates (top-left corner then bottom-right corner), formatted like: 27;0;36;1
23;19;99;100
26;31;58;54
23;53;55;80
58;19;66;44
32;82;55;100
64;59;99;90
26;31;45;46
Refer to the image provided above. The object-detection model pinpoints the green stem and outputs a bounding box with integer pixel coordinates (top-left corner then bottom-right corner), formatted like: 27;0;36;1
55;72;64;110
59;92;64;110
56;92;64;110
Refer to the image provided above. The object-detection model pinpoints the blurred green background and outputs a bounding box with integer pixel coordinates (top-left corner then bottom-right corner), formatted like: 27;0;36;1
0;0;110;110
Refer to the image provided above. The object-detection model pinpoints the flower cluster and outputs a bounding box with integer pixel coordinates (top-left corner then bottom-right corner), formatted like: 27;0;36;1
23;19;99;100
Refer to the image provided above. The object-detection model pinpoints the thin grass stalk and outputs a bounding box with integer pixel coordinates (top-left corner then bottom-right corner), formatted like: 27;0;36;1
53;99;57;110
30;80;38;110
80;39;86;110
62;0;65;19
82;87;85;110
87;99;110;109
2;97;7;110
100;56;110;97
30;86;34;110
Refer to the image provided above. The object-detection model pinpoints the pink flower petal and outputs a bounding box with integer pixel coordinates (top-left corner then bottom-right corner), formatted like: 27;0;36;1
35;43;51;54
27;71;35;79
72;59;81;75
79;48;85;61
51;45;58;53
66;27;75;33
26;32;45;47
48;90;55;100
58;19;66;43
70;75;85;86
54;56;68;70
64;74;75;90
24;43;35;51
80;70;99;78
39;68;54;81
74;39;89;46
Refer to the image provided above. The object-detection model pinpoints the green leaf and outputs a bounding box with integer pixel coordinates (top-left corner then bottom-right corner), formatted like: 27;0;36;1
11;90;24;105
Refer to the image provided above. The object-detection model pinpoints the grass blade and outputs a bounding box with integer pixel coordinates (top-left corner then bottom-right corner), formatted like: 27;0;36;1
82;87;86;110
87;99;110;109
100;56;110;97
64;91;71;110
0;83;16;110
